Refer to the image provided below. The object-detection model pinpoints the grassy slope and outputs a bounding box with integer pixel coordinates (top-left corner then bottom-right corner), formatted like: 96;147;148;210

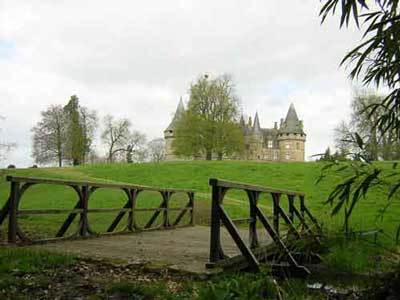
0;161;399;241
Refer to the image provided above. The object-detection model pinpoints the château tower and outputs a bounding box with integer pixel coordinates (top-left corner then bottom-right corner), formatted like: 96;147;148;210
277;103;306;161
163;98;185;161
163;100;306;162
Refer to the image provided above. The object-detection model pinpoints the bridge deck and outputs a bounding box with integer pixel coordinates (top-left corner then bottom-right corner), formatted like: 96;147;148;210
30;225;271;275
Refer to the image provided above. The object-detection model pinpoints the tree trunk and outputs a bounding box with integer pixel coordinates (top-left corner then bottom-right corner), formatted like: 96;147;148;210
206;151;212;160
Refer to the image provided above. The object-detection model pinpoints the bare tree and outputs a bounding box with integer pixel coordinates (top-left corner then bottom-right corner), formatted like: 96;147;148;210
147;138;165;162
125;131;147;163
101;115;131;163
32;105;66;167
334;120;353;158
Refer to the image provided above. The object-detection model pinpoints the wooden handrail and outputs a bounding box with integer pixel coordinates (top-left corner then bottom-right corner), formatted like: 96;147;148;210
209;178;305;196
1;176;196;244
6;176;194;193
207;178;320;274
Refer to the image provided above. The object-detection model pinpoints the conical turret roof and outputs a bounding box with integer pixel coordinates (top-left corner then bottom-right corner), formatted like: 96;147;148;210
279;103;305;134
165;97;185;132
253;112;261;134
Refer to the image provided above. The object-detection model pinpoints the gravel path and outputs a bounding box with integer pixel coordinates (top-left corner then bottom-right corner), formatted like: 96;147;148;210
32;225;271;274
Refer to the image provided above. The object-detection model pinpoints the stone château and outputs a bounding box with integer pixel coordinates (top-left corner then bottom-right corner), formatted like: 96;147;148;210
164;99;306;162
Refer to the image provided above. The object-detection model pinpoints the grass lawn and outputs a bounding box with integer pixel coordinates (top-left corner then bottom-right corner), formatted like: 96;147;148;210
0;160;399;273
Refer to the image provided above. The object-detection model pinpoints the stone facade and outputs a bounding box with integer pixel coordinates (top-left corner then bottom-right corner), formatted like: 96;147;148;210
164;100;306;162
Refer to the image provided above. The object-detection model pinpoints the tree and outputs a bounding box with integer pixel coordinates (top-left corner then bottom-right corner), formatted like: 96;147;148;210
79;106;98;164
101;115;131;163
32;105;66;167
333;90;400;161
319;1;400;233
173;74;244;160
125;131;147;163
64;95;85;166
147;138;165;162
32;96;97;167
334;120;353;159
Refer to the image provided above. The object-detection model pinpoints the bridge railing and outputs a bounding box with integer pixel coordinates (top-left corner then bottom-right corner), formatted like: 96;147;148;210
0;176;195;244
208;178;321;273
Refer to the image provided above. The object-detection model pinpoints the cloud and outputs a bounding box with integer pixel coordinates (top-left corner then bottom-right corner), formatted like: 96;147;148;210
0;0;364;166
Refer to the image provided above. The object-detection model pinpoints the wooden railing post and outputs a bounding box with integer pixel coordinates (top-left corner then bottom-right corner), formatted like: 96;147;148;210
127;189;137;231
209;179;225;263
272;193;280;237
162;191;171;228
8;181;20;243
189;192;195;226
288;195;295;223
300;195;305;231
79;185;89;236
247;190;259;249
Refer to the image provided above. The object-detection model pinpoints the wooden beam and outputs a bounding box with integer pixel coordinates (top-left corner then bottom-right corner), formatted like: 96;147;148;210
209;178;305;196
8;182;19;243
6;176;195;193
219;204;260;271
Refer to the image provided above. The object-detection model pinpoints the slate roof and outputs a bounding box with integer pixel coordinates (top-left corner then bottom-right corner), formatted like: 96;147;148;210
279;103;305;135
165;98;185;132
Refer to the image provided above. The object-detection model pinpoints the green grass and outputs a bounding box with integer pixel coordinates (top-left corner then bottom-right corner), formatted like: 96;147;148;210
1;161;399;236
0;247;75;274
0;161;399;273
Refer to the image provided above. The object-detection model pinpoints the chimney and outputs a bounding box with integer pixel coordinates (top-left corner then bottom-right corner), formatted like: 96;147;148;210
274;122;278;129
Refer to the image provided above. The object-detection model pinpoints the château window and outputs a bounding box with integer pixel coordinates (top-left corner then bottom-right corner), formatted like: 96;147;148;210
296;142;300;150
285;152;290;160
273;152;278;160
268;140;273;148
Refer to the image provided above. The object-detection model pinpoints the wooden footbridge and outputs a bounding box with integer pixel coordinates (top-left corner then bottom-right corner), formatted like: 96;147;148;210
0;176;321;275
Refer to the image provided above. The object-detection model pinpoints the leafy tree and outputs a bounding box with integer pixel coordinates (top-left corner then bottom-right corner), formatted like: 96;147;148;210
147;138;165;162
32;105;66;167
64;95;85;165
319;1;400;234
173;74;244;160
32;98;97;167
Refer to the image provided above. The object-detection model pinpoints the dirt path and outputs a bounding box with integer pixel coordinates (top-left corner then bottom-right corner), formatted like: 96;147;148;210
32;225;271;274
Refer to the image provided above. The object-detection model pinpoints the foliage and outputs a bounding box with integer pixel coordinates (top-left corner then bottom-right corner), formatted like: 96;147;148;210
334;90;400;161
321;235;394;274
320;0;400;234
64;95;85;165
173;74;244;160
32;96;97;167
0;248;75;274
197;270;278;300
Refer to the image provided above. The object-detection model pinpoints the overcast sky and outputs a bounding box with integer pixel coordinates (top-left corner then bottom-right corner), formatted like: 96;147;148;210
0;0;365;167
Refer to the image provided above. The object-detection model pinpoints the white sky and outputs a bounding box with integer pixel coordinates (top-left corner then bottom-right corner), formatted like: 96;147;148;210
0;0;366;167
